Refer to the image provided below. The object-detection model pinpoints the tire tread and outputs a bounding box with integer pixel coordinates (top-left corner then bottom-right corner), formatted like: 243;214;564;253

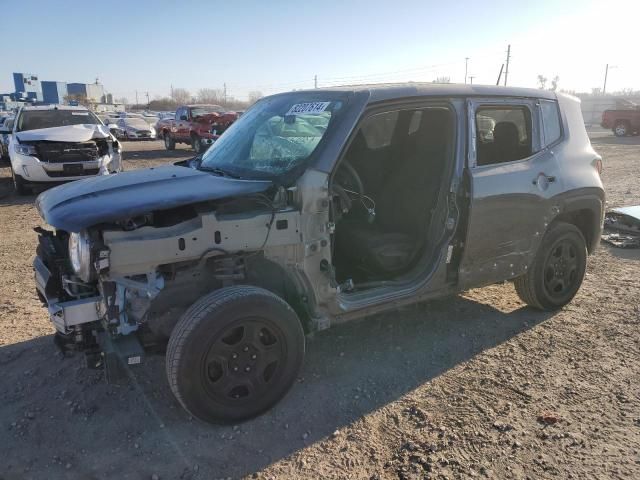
165;285;297;419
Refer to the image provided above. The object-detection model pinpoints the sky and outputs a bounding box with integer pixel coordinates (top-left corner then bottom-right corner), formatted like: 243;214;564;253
1;0;637;102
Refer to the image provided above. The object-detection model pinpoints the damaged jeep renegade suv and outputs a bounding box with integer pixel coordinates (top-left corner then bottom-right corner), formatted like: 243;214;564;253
33;84;604;423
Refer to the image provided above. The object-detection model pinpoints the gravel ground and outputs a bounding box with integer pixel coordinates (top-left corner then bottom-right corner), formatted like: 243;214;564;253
0;137;639;480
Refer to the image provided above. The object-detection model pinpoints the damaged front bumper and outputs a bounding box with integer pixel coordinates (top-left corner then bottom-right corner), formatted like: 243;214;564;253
34;254;101;334
14;151;120;182
33;252;145;380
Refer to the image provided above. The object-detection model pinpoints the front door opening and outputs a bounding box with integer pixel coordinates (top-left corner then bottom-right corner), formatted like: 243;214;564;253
330;105;455;289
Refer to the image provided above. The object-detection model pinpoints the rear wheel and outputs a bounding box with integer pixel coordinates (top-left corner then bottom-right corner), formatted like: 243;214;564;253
164;133;175;150
614;121;629;137
166;286;305;423
514;222;587;310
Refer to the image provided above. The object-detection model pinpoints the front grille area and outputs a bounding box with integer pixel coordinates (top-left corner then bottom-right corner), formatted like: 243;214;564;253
46;168;100;178
33;140;109;163
136;131;151;137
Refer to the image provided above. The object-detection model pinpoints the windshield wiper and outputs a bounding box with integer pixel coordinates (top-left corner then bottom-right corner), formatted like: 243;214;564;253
199;166;242;179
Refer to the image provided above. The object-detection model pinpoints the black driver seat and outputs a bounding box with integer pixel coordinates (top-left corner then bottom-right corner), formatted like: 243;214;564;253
336;109;450;275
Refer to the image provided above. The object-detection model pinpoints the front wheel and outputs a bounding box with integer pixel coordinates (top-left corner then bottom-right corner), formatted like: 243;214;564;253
514;222;587;310
164;133;175;150
191;135;204;153
166;286;305;423
11;166;30;195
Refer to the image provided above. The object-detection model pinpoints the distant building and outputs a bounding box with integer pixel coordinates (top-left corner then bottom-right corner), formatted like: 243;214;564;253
86;82;104;103
67;82;105;103
67;82;87;98
41;81;68;104
7;73;117;111
13;72;42;101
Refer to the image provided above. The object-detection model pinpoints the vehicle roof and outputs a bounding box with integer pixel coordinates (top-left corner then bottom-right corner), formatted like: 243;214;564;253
292;83;557;102
185;104;224;108
20;104;90;111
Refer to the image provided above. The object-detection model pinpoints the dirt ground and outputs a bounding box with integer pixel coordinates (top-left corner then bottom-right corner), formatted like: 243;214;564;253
0;136;638;480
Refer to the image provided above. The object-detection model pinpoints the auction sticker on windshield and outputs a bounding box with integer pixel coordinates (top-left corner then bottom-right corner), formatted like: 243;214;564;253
286;102;330;116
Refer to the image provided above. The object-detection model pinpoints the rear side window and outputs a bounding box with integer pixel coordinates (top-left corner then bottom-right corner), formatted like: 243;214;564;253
540;99;562;147
476;106;533;166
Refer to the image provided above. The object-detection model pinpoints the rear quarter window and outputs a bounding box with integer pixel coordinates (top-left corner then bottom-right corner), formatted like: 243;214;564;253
540;99;562;147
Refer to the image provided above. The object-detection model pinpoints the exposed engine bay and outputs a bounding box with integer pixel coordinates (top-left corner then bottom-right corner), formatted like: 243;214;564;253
34;190;307;378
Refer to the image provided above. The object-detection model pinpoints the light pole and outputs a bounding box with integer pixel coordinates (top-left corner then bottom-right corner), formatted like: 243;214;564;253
603;64;617;95
464;57;469;84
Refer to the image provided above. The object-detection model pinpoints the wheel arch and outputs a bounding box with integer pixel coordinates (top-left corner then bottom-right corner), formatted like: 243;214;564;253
244;256;313;332
552;193;604;254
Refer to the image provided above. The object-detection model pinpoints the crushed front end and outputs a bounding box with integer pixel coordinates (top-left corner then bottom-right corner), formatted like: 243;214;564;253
34;227;148;381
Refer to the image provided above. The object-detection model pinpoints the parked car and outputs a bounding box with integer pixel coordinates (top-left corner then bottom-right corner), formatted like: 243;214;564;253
98;116;125;138
601;107;640;136
116;117;157;140
142;116;159;127
0;116;14;160
159;104;238;153
33;84;604;423
9;105;122;194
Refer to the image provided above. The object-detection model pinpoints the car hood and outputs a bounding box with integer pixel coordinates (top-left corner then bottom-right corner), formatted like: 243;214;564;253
16;124;111;142
36;165;273;232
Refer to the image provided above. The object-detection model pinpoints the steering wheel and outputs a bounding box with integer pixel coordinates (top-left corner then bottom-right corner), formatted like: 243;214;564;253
334;161;364;196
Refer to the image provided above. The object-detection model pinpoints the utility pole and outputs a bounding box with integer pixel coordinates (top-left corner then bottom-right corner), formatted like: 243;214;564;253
223;83;227;104
314;74;318;88
469;76;475;85
145;91;150;108
504;44;511;86
603;64;617;95
135;90;139;107
464;57;469;84
170;84;174;100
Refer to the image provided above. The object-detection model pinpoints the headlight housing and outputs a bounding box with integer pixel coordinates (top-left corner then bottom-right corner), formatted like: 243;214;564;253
68;231;93;282
14;143;37;156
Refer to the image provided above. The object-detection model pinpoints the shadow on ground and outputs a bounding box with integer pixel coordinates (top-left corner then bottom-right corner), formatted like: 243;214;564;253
0;295;555;479
590;135;640;146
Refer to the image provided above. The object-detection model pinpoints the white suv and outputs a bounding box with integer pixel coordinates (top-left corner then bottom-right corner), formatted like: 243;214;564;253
9;105;122;194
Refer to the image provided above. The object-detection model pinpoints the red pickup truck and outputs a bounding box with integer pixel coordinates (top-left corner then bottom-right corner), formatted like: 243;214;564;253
601;108;640;137
160;104;238;152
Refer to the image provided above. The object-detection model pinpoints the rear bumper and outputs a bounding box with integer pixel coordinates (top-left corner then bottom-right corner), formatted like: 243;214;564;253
34;255;101;333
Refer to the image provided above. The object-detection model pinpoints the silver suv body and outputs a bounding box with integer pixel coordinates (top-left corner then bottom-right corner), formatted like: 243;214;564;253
33;84;604;423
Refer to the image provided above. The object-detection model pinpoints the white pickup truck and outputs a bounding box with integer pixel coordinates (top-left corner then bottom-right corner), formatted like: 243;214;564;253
9;105;122;194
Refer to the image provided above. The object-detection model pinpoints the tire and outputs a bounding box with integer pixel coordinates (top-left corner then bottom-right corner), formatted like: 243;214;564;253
613;121;629;137
166;285;305;424
164;133;175;151
11;166;30;195
514;222;587;311
191;135;204;153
